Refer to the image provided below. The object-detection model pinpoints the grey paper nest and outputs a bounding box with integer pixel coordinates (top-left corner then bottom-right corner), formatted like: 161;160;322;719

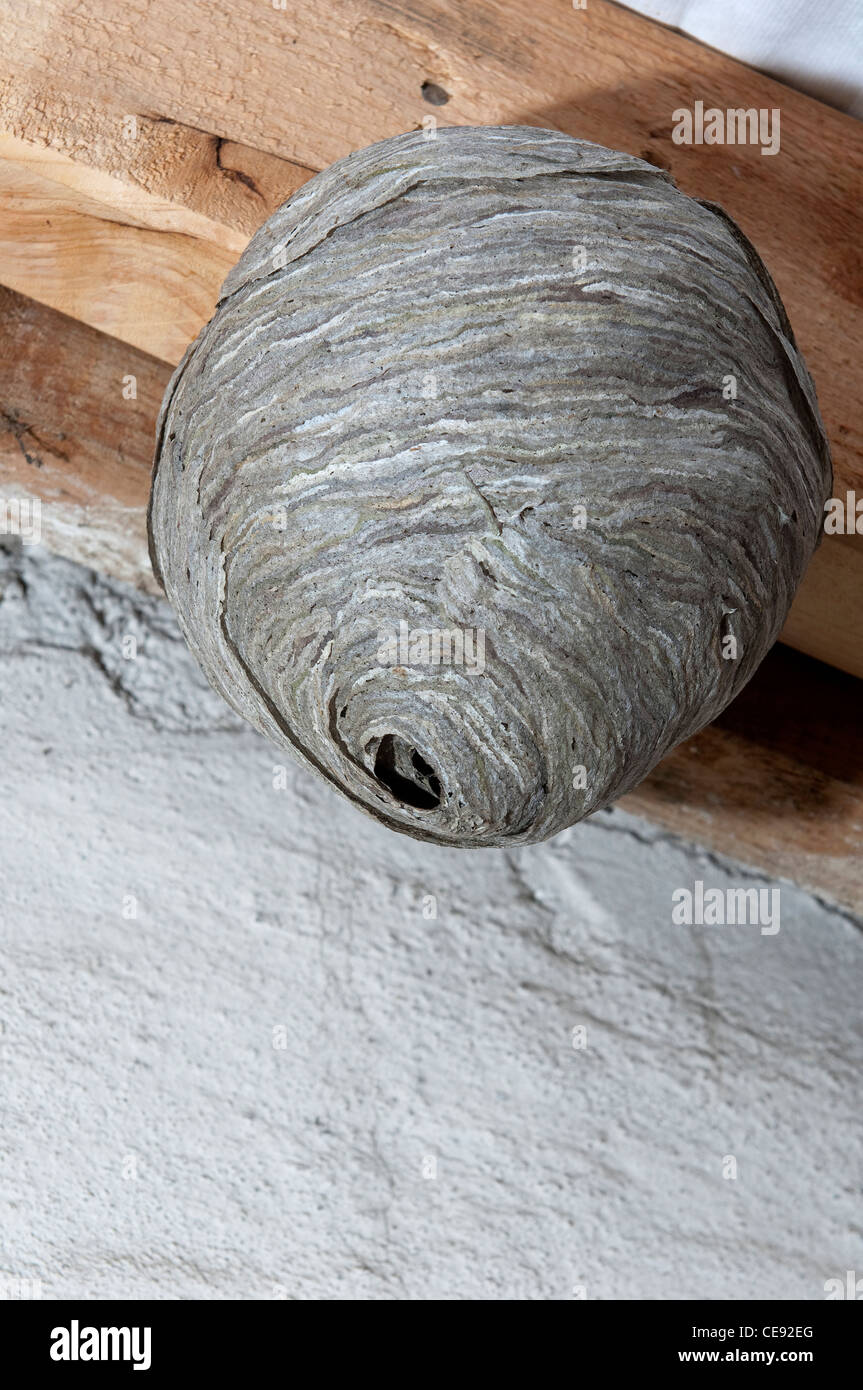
149;125;831;847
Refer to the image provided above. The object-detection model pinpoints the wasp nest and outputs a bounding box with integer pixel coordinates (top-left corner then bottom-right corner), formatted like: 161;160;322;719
149;126;830;847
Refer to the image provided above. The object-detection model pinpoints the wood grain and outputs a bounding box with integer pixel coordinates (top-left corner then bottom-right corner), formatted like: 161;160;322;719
626;641;863;918
0;79;313;358
0;0;859;485
0;0;861;678
0;75;313;245
0;284;168;590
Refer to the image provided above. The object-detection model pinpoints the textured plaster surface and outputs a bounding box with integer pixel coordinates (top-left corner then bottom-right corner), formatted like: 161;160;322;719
0;540;860;1300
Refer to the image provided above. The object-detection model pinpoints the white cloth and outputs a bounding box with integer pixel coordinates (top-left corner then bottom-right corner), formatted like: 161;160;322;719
630;0;863;118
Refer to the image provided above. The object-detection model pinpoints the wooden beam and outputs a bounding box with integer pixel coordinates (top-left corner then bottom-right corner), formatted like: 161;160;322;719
780;533;863;677
0;284;169;591
0;80;313;359
0;0;861;676
626;641;863;919
0;76;312;246
0;0;859;489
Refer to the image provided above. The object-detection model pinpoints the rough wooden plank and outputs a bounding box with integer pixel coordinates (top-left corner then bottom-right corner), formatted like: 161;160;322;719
0;77;313;245
0;116;860;679
0;85;314;358
0;0;861;677
626;642;863;918
1;0;860;467
0;285;169;590
0;153;236;362
780;533;863;677
0;0;859;494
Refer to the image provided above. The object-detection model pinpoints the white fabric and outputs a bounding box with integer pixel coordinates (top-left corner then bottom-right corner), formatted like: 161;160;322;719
630;0;863;118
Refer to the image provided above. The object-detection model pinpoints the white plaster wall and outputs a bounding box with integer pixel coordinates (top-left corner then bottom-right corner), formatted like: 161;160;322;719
1;540;860;1300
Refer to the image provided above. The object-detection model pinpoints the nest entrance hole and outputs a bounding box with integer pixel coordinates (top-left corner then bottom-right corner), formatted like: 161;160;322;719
372;734;441;810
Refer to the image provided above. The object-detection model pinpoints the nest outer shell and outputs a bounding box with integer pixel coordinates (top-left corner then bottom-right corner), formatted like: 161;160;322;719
149;125;831;847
